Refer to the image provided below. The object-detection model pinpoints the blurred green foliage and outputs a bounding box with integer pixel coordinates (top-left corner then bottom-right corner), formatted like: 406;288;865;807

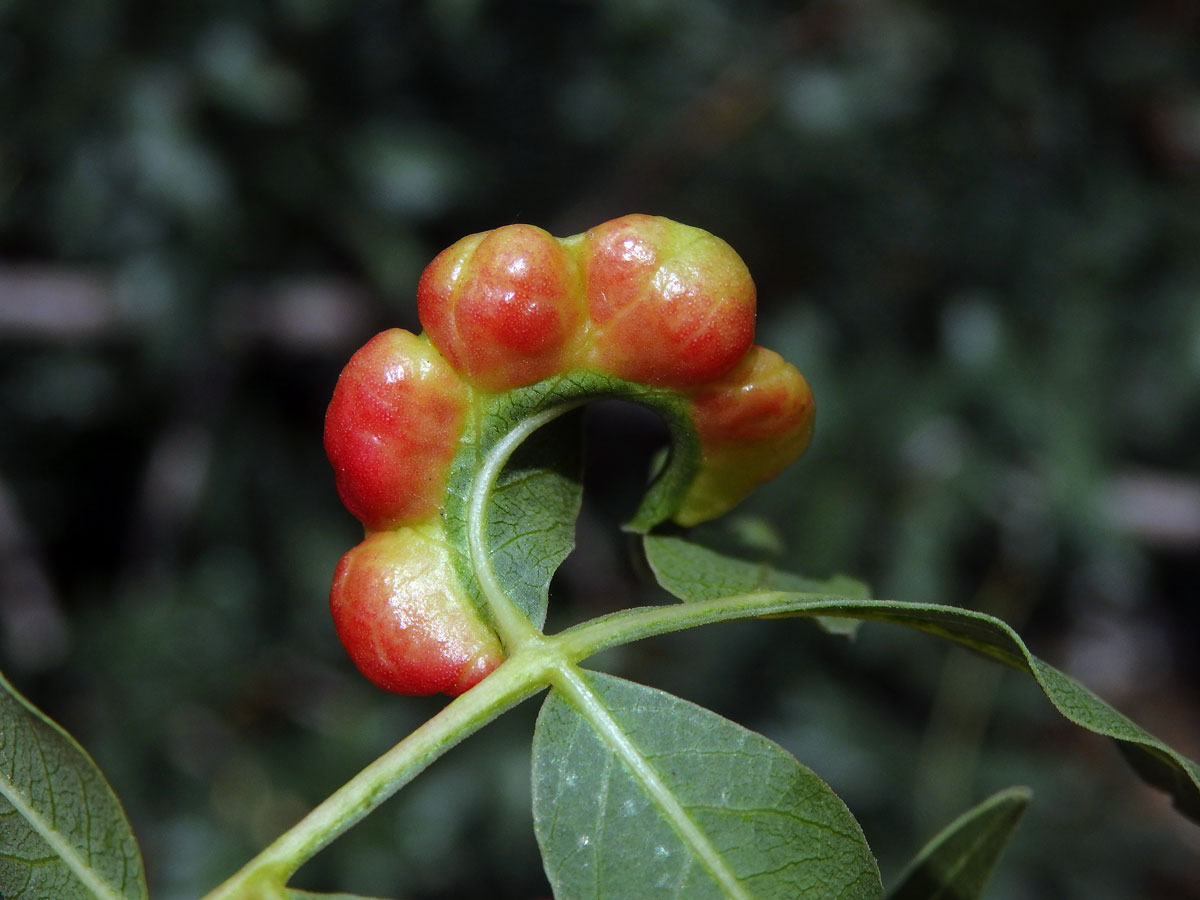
1;1;1198;898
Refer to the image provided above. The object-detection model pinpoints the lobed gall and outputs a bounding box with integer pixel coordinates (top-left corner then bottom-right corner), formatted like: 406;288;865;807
675;346;815;526
579;214;756;387
323;329;468;532
326;215;816;696
418;224;587;392
329;526;504;696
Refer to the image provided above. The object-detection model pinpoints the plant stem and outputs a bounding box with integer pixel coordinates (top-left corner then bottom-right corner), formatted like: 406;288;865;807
201;402;587;899
555;591;1030;671
557;590;803;657
198;659;546;900
196;589;886;896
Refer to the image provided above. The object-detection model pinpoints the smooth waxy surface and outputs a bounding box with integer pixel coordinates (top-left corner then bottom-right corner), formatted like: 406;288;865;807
329;527;504;696
580;214;756;387
677;346;815;526
689;345;814;445
419;224;587;391
323;329;469;531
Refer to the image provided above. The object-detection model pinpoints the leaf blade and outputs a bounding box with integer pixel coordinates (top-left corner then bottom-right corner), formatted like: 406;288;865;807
887;787;1031;900
442;388;585;630
441;373;700;629
641;534;1200;826
532;669;883;900
480;409;585;628
0;670;147;900
644;530;866;637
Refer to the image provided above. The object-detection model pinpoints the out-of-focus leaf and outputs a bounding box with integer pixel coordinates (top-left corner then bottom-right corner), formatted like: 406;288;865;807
0;670;147;900
643;535;1200;826
887;786;1031;900
532;669;883;900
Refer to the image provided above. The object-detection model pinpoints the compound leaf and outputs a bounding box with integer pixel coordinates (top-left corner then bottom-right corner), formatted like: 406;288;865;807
643;534;1200;827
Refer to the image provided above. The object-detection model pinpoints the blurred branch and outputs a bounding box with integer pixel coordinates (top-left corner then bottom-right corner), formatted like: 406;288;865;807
214;279;374;352
0;265;373;350
1103;469;1200;550
0;476;69;673
0;267;120;340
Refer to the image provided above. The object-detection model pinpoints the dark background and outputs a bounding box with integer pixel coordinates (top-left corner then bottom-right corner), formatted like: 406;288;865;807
2;1;1198;897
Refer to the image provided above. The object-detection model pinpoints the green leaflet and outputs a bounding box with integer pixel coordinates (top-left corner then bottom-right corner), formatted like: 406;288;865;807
441;372;698;628
644;535;872;609
533;669;883;900
644;526;866;637
0;670;147;900
886;787;1030;900
465;407;586;630
642;534;1200;827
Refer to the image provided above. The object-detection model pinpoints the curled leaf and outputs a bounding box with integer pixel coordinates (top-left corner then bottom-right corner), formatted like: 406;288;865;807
643;534;1200;826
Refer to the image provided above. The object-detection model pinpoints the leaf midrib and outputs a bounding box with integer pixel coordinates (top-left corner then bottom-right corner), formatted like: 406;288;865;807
0;750;127;900
553;664;754;900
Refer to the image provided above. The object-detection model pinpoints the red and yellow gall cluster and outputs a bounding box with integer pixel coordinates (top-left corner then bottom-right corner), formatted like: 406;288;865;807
415;215;758;392
324;214;815;695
